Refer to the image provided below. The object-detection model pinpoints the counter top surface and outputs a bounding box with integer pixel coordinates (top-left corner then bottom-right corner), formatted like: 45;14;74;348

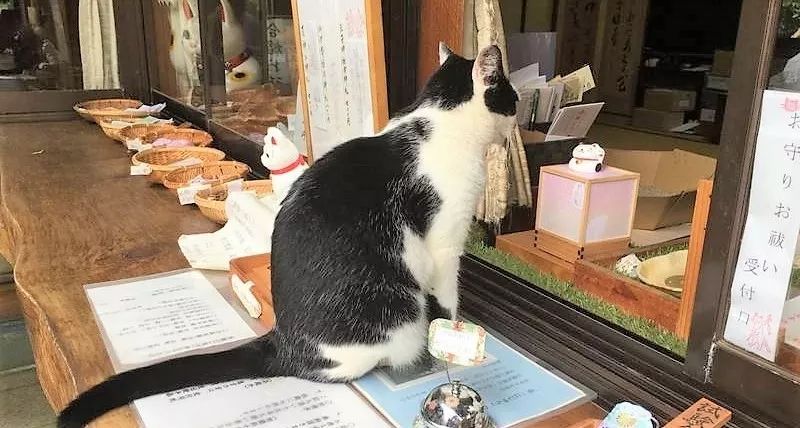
0;120;603;427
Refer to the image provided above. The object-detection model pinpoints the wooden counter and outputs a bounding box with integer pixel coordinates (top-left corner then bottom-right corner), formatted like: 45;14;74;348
0;120;604;427
0;120;219;426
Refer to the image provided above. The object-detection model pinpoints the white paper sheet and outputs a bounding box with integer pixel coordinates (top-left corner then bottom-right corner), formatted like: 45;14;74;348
545;102;604;141
179;192;276;271
723;90;800;360
296;0;375;160
133;377;390;428
85;270;256;365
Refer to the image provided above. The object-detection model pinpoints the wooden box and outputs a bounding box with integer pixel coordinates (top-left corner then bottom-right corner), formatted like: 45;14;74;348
229;253;275;328
535;164;639;261
573;242;686;332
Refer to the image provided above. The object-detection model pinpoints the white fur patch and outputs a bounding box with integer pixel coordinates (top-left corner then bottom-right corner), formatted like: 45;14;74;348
318;295;428;380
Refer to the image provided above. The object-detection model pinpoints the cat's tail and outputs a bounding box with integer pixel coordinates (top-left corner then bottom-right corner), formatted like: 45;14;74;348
57;333;282;428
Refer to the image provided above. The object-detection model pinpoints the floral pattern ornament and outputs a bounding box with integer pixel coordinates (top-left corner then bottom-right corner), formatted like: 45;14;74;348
427;319;488;366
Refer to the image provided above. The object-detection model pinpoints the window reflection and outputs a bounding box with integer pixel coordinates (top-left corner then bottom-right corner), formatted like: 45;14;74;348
0;0;119;91
149;0;203;106
211;0;299;145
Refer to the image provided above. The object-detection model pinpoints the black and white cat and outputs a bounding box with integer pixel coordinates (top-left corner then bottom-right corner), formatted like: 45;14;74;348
57;43;518;428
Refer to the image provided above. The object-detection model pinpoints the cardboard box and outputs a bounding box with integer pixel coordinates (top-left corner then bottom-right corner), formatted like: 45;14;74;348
643;88;697;112
632;107;684;132
712;50;734;77
603;149;717;230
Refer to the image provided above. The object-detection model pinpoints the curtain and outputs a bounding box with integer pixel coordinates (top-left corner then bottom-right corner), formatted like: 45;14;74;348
474;0;533;225
79;0;119;89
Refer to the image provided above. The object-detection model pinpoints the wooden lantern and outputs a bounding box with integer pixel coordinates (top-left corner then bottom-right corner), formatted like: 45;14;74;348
535;164;640;262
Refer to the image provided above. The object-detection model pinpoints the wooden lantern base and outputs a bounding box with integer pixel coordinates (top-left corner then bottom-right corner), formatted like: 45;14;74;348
534;229;630;262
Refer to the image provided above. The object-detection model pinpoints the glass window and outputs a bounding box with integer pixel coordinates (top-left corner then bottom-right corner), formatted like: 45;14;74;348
147;0;204;107
466;0;745;356
0;0;120;91
717;0;800;378
210;0;300;147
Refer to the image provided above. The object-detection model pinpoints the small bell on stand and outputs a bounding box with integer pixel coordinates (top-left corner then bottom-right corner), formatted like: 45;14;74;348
413;319;495;428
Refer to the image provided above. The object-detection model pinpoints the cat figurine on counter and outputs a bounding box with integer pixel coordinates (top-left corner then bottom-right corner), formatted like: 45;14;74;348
261;125;309;204
57;42;519;428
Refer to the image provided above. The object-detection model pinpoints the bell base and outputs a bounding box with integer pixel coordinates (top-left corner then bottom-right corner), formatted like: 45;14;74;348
413;415;497;428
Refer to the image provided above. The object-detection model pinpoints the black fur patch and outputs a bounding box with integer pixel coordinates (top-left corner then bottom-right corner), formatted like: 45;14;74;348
485;79;518;116
401;55;475;113
271;117;441;351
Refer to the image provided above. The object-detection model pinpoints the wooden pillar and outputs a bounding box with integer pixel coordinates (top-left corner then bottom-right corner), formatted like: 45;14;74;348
417;0;465;91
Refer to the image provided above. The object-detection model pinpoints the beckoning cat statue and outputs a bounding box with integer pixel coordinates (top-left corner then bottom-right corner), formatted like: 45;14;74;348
568;143;605;173
261;126;309;204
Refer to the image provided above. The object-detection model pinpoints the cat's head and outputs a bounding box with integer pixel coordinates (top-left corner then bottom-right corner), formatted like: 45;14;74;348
416;43;518;138
261;126;303;171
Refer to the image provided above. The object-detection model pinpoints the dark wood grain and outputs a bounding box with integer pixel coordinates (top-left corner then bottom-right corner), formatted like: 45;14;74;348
417;0;464;91
0;120;219;426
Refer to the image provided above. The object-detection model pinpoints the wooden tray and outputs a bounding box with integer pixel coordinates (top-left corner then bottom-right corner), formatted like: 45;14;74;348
229;253;274;328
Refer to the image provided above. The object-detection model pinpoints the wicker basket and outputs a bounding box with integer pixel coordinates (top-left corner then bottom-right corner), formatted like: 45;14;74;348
195;180;273;224
132;147;226;183
162;161;251;191
118;123;178;147
96;117;159;142
143;128;213;148
74;99;148;123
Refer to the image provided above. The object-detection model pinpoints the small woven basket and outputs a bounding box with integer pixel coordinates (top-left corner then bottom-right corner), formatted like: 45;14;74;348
75;99;148;123
95;117;155;142
162;161;251;191
118;123;178;146
143;128;213;148
132;147;226;183
195;180;273;224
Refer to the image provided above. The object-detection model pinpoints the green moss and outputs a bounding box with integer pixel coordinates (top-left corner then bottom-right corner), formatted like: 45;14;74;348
636;242;689;260
464;227;687;356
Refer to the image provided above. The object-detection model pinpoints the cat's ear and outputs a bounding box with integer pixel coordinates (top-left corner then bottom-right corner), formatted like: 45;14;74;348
438;42;453;65
472;45;504;86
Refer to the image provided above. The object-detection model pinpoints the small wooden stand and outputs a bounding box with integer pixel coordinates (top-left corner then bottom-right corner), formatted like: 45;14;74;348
229;254;275;328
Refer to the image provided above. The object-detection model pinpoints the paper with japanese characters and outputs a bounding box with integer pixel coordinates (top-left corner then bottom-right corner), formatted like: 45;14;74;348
353;333;591;427
178;192;276;271
295;0;375;159
723;90;800;360
85;270;256;366
133;377;391;428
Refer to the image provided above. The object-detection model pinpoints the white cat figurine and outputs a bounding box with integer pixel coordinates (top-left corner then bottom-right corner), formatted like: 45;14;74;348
220;0;261;91
568;143;605;173
261;126;308;204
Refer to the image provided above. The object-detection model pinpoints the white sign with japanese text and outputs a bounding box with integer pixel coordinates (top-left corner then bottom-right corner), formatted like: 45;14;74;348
723;90;800;361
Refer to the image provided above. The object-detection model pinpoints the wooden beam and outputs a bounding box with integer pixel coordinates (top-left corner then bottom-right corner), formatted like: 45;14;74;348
676;179;713;339
417;0;464;91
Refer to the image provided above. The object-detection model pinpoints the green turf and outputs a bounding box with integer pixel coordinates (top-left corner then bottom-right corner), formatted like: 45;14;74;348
464;227;688;356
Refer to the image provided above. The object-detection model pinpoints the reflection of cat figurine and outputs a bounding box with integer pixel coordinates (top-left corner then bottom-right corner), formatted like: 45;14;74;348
261;126;308;203
158;0;201;101
220;0;260;91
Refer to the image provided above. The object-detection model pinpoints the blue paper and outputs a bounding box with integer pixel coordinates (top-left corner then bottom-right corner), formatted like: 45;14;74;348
352;334;589;427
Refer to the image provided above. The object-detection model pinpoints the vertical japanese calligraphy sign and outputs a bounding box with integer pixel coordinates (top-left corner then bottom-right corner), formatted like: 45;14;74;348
596;0;648;116
290;0;388;163
723;90;800;361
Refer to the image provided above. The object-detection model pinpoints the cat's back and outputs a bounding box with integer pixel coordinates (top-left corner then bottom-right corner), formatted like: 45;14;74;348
283;117;432;216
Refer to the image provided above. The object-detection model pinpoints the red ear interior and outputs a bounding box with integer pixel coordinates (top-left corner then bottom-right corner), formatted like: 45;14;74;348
270;136;277;145
182;0;193;19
